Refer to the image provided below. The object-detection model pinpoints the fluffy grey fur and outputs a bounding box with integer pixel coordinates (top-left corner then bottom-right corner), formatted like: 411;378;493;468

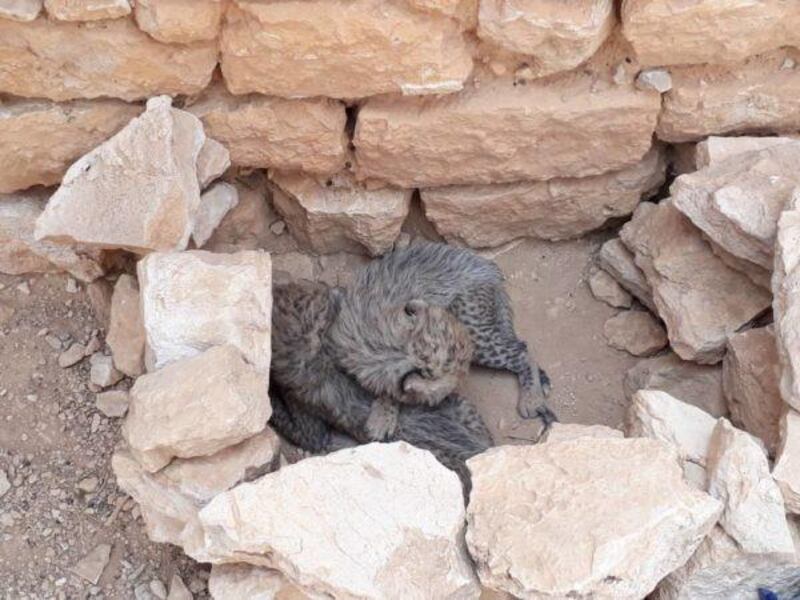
333;241;556;427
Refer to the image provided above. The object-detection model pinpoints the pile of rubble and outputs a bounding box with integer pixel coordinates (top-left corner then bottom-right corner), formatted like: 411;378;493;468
1;88;798;598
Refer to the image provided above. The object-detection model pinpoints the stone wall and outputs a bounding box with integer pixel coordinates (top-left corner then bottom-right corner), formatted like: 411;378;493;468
2;0;800;251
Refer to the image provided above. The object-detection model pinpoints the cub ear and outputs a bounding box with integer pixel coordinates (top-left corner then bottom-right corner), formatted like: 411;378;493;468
404;298;427;317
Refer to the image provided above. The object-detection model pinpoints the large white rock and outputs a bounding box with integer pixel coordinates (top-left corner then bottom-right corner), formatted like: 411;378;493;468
138;250;271;374
657;49;800;143
774;410;800;514
622;0;800;68
466;438;722;599
0;97;141;194
0;191;104;281
723;327;783;456
187;443;480;599
477;0;614;77
192;183;239;249
624;352;727;418
35;97;205;254
420;145;665;247
541;422;623;443
773;189;800;412
0;16;217;101
106;274;145;378
707;419;795;555
672;145;800;270
113;428;280;546
654;525;800;600
187;83;348;176
122;345;271;472
220;0;473;99
270;172;411;256
209;564;309;600
620;201;771;363
354;75;660;187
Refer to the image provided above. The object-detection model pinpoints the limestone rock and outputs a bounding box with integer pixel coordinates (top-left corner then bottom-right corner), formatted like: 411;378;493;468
657;49;800;143
707;419;795;557
654;525;800;600
271;172;411;256
624;352;727;418
0;16;217;101
672;145;800;270
35;97;205;254
622;0;800;68
0;97;141;194
466;438;722;599
0;191;104;281
71;544;111;585
112;428;280;545
220;0;473;99
541;422;623;443
706;237;773;291
192;183;239;249
107;274;145;378
202;183;272;254
138;250;272;373
588;268;632;308
167;575;192;600
89;353;123;388
620;201;770;363
96;390;129;418
195;138;230;190
695;136;799;170
774;190;800;412
122;345;270;472
597;238;655;312
722;327;783;456
627;389;717;489
406;0;477;28
635;68;672;93
603;310;668;357
209;565;309;600
0;0;42;21
420;145;665;246
187;443;479;599
135;0;222;44
45;0;130;21
774;410;800;514
354;76;660;187
477;0;614;77
87;279;113;327
187;83;347;176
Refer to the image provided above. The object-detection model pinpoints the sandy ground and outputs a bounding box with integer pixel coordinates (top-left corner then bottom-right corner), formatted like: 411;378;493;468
0;191;640;598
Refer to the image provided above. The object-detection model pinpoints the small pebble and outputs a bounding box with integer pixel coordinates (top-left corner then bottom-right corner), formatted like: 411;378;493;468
95;390;130;418
149;579;167;599
270;220;287;235
65;278;79;294
0;470;10;497
58;343;87;368
76;476;99;493
90;414;101;434
16;281;30;295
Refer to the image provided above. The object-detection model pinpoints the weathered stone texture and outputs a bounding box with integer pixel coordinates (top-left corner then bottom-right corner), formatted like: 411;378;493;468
723;327;783;456
138;250;272;373
421;145;665;247
672;145;800;270
622;0;800;67
588;268;632;309
134;0;222;43
603;309;668;357
774;410;800;514
187;443;479;599
106;274;145;378
36;97;204;254
187;84;348;176
597;237;655;312
478;0;614;77
620;201;770;363
541;422;623;443
122;345;271;472
220;0;473;99
466;438;722;599
271;172;411;256
0;191;104;281
774;190;800;412
658;49;800;143
192;183;239;249
695;135;799;170
0;16;217;101
209;565;309;600
0;98;141;194
406;0;477;28
44;0;130;21
355;77;660;187
624;353;727;418
195;137;230;190
0;0;42;21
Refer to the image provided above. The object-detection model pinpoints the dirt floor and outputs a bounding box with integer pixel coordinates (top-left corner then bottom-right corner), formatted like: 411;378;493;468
0;194;640;598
